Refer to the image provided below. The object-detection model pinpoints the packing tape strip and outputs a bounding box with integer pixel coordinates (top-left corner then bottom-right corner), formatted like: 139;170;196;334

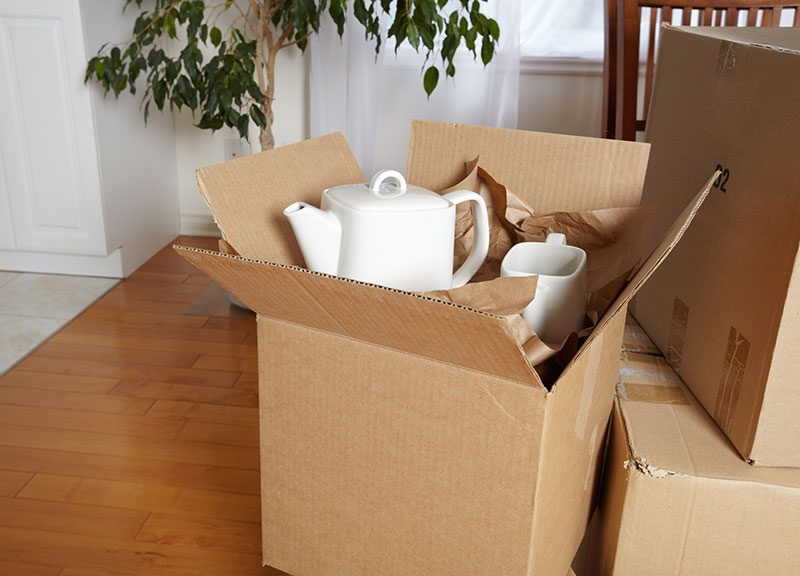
717;41;737;74
622;315;660;354
617;382;689;405
714;326;750;433
666;297;689;373
617;351;688;405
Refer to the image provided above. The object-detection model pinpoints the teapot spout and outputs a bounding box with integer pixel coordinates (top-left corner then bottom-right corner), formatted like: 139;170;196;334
283;202;341;276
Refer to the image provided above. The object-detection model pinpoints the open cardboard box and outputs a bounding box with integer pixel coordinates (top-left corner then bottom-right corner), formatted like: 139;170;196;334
175;122;711;576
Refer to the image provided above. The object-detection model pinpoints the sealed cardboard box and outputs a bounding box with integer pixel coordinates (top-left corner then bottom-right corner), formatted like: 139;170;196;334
176;122;709;576
633;26;800;466
583;321;800;575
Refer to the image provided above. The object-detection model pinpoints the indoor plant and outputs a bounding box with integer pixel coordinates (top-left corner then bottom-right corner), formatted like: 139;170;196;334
85;0;501;151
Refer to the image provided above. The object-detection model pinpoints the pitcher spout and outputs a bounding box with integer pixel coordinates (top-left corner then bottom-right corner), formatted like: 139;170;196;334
283;202;341;276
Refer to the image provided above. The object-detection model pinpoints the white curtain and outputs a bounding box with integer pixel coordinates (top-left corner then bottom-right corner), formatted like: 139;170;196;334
520;0;605;60
310;1;521;177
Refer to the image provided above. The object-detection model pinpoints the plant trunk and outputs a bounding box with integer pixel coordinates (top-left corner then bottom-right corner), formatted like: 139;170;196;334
259;119;274;151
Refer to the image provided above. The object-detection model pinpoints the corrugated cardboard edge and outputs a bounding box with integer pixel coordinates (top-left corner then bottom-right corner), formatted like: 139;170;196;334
173;245;543;388
662;23;800;55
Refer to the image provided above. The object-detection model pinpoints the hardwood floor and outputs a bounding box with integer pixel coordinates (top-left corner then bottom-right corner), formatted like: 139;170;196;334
0;237;286;575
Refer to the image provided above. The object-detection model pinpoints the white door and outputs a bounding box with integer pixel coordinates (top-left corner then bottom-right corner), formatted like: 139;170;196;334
0;0;107;255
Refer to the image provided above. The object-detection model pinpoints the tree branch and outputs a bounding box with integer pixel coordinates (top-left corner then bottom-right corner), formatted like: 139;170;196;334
228;0;257;37
278;29;312;51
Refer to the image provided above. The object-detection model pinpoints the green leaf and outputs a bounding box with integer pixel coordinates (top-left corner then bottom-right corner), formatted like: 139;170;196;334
406;22;420;50
196;115;224;130
249;104;266;127
480;37;494;66
488;18;500;41
209;26;221;46
423;66;439;97
95;59;104;79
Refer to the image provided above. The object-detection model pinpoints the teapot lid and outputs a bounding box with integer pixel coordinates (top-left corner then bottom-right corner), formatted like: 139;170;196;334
325;170;451;212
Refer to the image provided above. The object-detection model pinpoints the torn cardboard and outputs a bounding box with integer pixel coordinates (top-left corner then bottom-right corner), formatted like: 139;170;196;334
175;121;709;576
633;26;800;466
583;318;800;575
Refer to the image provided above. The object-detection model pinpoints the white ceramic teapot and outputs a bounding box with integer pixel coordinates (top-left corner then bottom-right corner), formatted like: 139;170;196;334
283;169;490;292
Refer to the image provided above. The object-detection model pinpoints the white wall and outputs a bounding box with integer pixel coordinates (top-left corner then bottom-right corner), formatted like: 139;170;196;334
178;54;604;236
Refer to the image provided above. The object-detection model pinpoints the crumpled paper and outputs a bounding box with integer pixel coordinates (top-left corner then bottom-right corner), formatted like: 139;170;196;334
426;159;655;381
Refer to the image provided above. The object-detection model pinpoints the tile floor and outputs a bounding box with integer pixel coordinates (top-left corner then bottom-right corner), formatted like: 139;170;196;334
0;271;118;375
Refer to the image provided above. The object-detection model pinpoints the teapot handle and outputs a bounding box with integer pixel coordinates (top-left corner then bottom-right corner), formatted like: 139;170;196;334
443;190;490;288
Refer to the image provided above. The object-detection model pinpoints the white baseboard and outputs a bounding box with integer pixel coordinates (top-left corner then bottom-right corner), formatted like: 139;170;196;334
0;247;124;278
180;214;221;237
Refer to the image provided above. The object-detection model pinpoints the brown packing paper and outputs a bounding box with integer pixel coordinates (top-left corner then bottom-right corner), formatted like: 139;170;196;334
433;161;655;374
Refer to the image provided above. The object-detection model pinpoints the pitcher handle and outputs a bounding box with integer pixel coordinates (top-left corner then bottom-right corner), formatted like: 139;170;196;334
443;190;490;288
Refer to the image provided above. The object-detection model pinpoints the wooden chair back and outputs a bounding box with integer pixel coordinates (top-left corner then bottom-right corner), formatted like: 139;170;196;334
604;0;800;140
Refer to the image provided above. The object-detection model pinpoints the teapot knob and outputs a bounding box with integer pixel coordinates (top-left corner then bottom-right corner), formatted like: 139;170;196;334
369;169;407;199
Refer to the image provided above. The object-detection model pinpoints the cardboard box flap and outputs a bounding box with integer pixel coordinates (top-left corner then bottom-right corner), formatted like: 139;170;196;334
617;351;800;489
571;173;716;369
670;23;800;52
406;120;650;214
174;246;542;387
195;132;364;265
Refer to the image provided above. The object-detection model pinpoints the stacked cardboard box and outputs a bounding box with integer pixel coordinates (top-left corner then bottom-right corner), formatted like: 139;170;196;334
176;121;711;575
581;316;800;574
633;25;800;467
581;25;800;574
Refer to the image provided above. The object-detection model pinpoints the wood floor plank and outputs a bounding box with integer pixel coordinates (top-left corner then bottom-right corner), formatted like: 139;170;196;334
0;560;63;576
78;307;208;328
203;317;257;332
0;423;259;471
101;284;199;304
68;478;261;524
15;357;238;388
33;342;200;369
0;470;33;496
127;271;190;284
117;279;208;295
61;318;249;344
0;526;280;576
60;569;135;576
0;404;184;439
192;355;258;374
112;380;257;408
0;446;260;495
50;332;259;359
136;513;261;554
0;496;148;540
178;420;259;447
0;387;153;415
145;400;259;426
0;372;119;395
16;473;82;502
184;274;213;285
90;298;191;315
234;373;259;391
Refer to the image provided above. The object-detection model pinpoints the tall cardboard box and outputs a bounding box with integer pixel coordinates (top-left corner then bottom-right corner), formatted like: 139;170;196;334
583;324;800;575
633;26;800;466
176;122;710;576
